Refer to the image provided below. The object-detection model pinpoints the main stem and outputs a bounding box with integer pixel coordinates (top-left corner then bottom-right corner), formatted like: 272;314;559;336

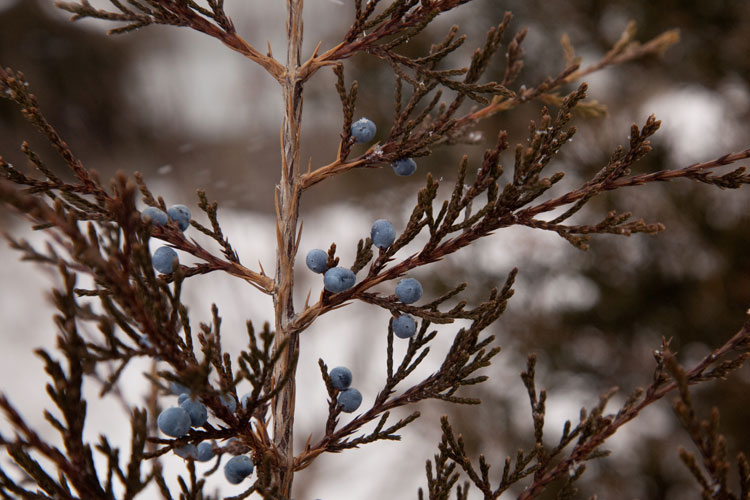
271;0;304;496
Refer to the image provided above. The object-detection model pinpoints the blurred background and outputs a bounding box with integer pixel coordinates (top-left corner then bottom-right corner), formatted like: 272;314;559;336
0;0;749;498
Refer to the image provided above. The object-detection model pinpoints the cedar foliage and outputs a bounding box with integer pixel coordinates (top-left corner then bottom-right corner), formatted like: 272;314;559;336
0;1;749;498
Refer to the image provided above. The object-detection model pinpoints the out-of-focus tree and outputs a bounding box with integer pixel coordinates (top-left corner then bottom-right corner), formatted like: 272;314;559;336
425;2;750;499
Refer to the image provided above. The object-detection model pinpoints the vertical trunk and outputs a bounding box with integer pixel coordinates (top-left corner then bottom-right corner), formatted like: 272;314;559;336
272;0;304;497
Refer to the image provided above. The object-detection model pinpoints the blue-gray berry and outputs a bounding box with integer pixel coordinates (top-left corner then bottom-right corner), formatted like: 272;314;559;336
157;407;191;438
351;118;376;143
180;398;208;427
395;278;422;304
323;267;356;293
141;206;168;226
392;158;417;176
337;388;363;413
306;249;328;273
197;441;215;462
174;444;198;459
224;455;254;484
169;382;189;396
392;314;417;339
177;393;190;405
167;204;191;231
153;246;178;274
220;394;237;412
329;366;352;391
371;219;396;249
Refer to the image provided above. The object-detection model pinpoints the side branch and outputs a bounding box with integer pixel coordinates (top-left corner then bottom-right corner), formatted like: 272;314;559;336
463;26;680;124
294;142;750;331
53;0;285;81
517;319;750;500
298;0;473;81
519;146;750;220
152;225;275;294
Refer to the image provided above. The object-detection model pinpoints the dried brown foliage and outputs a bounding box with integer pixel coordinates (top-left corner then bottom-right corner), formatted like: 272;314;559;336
0;1;748;499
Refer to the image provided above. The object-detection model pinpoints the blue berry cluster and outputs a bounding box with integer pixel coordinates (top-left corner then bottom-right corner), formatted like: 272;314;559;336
389;278;423;339
157;383;216;463
141;204;192;231
306;250;357;293
174;441;215;462
330;366;362;413
144;204;192;274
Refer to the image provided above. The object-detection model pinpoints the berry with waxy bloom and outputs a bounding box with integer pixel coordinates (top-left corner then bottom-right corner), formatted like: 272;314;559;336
329;366;353;391
220;394;237;412
392;314;417;339
323;267;356;293
371;219;396;249
153;246;178;274
306;248;328;273
338;387;363;413
351;117;376;143
224;455;254;484
141;206;168;226
180;398;208;427
197;441;215;462
395;278;422;304
174;444;198;459
392;157;417;176
167;204;191;231
157;407;191;438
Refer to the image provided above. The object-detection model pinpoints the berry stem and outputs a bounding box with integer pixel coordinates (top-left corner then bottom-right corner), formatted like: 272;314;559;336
271;0;305;496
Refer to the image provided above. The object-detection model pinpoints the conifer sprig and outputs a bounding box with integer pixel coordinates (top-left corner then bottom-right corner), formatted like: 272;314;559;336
421;318;750;499
0;2;747;498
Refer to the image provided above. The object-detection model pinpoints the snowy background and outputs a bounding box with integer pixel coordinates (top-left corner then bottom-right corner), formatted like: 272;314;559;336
1;0;749;499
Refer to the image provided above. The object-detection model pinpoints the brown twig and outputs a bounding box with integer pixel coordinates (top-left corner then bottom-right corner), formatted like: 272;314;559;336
517;318;750;500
